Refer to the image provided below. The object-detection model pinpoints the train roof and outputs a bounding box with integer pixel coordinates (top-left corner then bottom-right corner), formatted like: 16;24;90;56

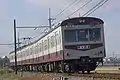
61;17;104;26
9;17;104;55
9;24;61;55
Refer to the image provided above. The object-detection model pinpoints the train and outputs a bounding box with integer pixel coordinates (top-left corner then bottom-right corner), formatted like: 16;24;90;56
9;17;106;73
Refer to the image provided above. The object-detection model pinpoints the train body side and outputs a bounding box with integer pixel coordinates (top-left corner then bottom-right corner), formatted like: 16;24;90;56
10;26;64;66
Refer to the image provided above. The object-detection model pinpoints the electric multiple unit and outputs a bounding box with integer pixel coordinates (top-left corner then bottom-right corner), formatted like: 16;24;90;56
9;17;106;73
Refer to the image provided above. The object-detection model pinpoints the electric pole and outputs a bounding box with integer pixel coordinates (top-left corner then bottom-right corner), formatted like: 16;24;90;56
48;8;52;29
48;8;55;29
14;19;17;74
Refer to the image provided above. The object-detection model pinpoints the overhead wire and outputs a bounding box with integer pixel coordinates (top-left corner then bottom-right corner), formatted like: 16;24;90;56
82;0;108;17
66;0;93;18
54;0;80;19
53;0;93;26
52;0;84;25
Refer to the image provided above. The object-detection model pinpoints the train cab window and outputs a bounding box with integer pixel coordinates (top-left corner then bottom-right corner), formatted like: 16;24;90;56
64;30;77;42
89;28;101;41
78;29;89;41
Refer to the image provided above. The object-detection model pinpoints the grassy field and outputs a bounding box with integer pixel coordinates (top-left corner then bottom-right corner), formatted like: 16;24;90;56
0;68;22;80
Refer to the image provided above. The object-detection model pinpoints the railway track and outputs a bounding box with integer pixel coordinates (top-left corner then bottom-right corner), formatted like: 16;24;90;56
71;73;120;79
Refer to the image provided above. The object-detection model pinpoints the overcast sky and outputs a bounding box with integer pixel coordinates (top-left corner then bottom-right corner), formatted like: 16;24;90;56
0;0;120;57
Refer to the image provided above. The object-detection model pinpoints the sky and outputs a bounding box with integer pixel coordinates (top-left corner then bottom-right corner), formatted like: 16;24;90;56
0;0;120;57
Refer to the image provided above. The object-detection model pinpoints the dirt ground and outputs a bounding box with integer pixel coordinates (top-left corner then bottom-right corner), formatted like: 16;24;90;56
21;72;120;80
21;73;63;80
20;66;120;80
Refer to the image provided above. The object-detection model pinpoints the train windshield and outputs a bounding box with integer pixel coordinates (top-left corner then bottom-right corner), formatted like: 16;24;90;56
78;29;89;41
64;28;101;42
89;28;101;41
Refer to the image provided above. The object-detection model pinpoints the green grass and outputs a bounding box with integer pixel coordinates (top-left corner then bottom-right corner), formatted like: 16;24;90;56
0;68;22;80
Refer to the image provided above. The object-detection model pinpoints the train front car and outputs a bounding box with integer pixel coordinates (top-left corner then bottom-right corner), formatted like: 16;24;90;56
61;17;106;73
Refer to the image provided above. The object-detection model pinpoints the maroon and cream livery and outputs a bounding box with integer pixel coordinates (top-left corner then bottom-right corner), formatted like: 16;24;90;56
9;17;106;73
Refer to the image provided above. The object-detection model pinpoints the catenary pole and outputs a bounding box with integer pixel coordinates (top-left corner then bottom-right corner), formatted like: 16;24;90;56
48;8;52;29
14;19;17;74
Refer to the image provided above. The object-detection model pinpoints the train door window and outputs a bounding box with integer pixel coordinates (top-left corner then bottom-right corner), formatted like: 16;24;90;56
37;44;39;53
28;48;30;55
26;49;28;56
89;28;101;41
36;44;39;53
30;48;32;55
47;37;50;53
34;46;36;54
32;47;34;54
78;29;89;41
42;40;44;52
51;36;55;47
64;30;77;42
56;32;60;45
59;31;61;44
44;40;48;50
39;43;41;52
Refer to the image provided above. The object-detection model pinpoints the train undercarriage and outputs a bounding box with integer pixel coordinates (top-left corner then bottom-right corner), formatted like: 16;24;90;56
11;58;103;74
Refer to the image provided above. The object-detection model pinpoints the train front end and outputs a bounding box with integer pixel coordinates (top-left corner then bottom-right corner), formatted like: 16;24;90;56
61;17;106;73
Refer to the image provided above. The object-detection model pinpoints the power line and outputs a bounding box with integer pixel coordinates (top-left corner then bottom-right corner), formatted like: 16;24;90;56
53;0;93;26
82;0;108;17
0;44;13;45
66;0;93;18
54;0;79;18
0;43;22;46
16;26;49;29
